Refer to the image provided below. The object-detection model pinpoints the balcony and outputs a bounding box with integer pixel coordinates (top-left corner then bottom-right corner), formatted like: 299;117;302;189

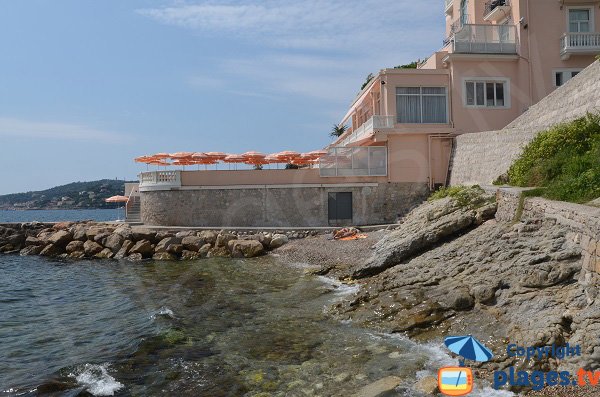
452;24;518;54
560;32;600;60
139;170;181;191
338;115;395;147
320;147;388;177
445;0;454;14
484;0;511;22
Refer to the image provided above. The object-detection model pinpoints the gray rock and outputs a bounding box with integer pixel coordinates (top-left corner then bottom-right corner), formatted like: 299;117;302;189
216;232;236;248
83;240;104;256
20;245;44;256
167;244;183;255
94;248;114;259
353;376;402;397
127;252;143;261
198;230;217;245
115;240;134;259
66;240;85;254
40;244;64;257
153;252;177;261
175;231;194;239
25;236;43;246
414;376;438;395
129;239;153;257
132;228;157;243
104;233;124;254
269;234;289;249
181;250;203;260
72;226;87;241
114;225;134;240
229;240;265;258
181;235;204;251
199;244;211;257
155;237;180;253
208;246;230;257
48;230;72;247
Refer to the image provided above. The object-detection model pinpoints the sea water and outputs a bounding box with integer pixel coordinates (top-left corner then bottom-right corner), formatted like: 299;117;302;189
0;255;511;396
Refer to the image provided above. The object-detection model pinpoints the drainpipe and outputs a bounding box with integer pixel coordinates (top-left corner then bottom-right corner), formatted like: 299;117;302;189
527;0;533;107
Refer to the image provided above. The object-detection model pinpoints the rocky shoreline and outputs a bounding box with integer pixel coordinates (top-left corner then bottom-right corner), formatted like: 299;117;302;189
0;222;303;261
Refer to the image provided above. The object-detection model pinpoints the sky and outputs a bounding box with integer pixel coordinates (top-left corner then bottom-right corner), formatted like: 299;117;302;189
0;0;444;195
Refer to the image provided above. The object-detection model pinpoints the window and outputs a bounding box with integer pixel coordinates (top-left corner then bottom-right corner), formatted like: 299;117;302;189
554;69;583;87
465;80;507;107
569;9;591;33
460;0;469;26
396;87;448;124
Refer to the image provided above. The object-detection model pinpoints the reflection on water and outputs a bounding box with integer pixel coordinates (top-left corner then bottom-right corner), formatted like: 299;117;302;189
0;255;463;396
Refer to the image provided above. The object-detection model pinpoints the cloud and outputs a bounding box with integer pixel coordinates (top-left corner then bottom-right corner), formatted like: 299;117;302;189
137;1;443;53
0;117;132;143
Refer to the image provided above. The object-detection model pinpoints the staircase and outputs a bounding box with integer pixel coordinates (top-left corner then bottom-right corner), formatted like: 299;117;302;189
126;196;142;224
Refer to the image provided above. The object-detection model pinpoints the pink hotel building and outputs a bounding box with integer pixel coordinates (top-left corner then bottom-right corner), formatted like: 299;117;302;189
136;0;600;227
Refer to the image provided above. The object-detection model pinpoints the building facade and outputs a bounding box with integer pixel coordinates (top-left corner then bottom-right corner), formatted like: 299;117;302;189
137;0;600;227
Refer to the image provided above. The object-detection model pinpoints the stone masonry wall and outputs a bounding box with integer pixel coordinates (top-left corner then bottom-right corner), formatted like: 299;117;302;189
494;189;600;305
450;60;600;186
141;183;429;227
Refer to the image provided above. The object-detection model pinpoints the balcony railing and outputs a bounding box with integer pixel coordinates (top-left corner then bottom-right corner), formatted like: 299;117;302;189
484;0;510;19
452;24;518;54
337;115;395;147
445;0;454;13
139;170;182;190
560;32;600;60
320;147;387;177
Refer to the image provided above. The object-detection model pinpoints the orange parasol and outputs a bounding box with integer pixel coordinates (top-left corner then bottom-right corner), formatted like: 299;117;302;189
205;152;228;160
276;151;301;161
223;154;245;163
153;152;171;159
134;155;154;163
170;152;194;159
147;160;171;166
105;195;129;203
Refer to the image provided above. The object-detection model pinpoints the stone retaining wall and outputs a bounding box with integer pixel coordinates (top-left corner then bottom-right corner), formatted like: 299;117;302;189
450;61;600;186
141;183;429;227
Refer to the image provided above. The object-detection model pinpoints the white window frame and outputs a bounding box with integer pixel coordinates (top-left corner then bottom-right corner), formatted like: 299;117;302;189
395;86;449;124
462;77;511;109
553;68;584;87
566;6;594;33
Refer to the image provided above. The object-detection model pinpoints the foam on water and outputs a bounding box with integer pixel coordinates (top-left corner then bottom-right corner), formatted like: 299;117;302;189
69;364;123;396
150;306;175;320
316;275;360;296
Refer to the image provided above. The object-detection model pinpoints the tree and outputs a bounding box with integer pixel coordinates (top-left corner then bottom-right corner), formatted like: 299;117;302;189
330;123;348;138
360;73;374;90
395;60;420;69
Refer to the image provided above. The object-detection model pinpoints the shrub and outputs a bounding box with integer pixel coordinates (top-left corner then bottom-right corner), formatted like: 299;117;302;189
428;185;491;208
505;114;600;203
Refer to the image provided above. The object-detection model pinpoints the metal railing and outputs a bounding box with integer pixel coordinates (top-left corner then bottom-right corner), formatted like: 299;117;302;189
453;24;518;54
561;32;600;54
444;16;469;46
484;0;510;17
139;171;182;189
337;115;395;147
320;146;387;177
445;0;454;11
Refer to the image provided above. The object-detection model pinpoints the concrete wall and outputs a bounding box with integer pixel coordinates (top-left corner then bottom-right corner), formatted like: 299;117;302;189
141;183;429;227
449;60;600;186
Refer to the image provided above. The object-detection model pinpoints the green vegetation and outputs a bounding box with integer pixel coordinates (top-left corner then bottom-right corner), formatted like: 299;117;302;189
0;179;134;210
360;73;374;91
330;123;348;138
503;114;600;203
428;185;492;208
394;60;419;69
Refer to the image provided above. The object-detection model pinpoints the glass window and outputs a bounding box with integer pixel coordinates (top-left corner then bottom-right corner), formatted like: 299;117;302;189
465;80;507;107
396;87;448;124
554;70;583;87
569;9;591;32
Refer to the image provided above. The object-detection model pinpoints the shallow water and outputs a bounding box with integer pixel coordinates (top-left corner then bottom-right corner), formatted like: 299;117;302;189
0;255;511;396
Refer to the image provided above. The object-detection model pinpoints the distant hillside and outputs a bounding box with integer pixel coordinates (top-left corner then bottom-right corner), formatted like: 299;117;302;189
0;179;135;210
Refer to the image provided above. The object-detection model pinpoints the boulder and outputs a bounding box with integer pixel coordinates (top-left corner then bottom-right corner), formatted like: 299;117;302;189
52;221;73;231
153;252;177;261
167;244;183;255
130;239;154;257
86;226;113;241
114;225;134;240
199;244;211;257
72;226;87;241
127;252;143;261
269;234;289;249
208;246;230;257
181;235;204;251
66;240;85;254
181;250;203;260
40;244;64;257
0;244;16;253
93;232;112;244
115;240;134;259
230;240;265;258
175;231;194;239
155;237;180;253
48;230;72;247
69;251;85;259
198;230;217;245
155;231;174;241
132;228;157;243
104;233;124;254
415;376;438;395
20;245;44;256
25;236;43;246
83;240;104;256
216;232;236;248
94;248;114;259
